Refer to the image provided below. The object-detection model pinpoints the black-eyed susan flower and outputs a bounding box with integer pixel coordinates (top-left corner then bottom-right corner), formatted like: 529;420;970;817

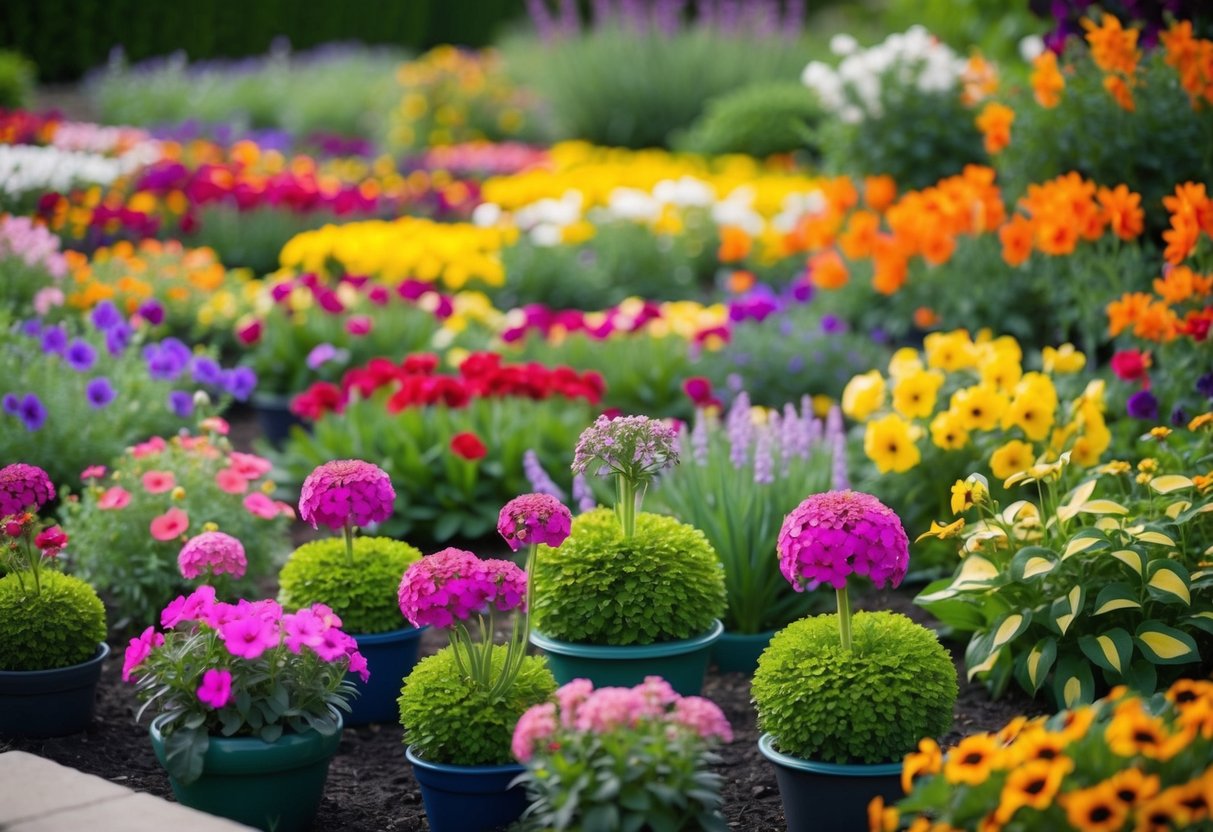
1054;706;1096;744
901;737;943;793
1134;786;1194;832
1009;728;1068;765
1060;781;1129;831
892;369;945;419
1003;394;1055;441
1105;767;1160;808
944;734;1003;786
994;757;1073;823
1106;701;1186;761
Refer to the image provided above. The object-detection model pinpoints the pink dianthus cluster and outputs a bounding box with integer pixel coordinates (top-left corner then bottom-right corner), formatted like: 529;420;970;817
0;463;55;517
177;531;248;580
397;548;526;629
299;459;395;530
497;493;572;551
776;490;909;591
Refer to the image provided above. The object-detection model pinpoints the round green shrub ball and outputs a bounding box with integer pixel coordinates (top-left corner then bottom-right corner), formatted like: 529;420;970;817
677;81;822;159
278;536;422;635
752;611;957;764
531;508;726;645
398;644;555;765
0;570;107;671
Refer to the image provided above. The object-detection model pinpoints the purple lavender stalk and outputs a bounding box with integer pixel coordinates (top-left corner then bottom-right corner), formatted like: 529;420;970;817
523;449;567;500
573;473;597;513
726;391;753;469
690;408;710;466
753;424;774;485
527;0;558;40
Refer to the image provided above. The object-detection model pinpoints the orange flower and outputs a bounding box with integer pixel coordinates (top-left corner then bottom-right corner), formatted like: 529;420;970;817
1161;19;1213;107
1098;184;1144;240
1031;51;1065;108
1034;213;1080;256
717;226;752;263
999;215;1034;267
1083;13;1141;76
839;210;881;260
864;175;897;212
871;236;910;295
975;102;1014;154
1103;74;1136;111
808;249;849;290
727;270;756;294
1107;292;1153;337
914;307;939;329
1154;265;1213;304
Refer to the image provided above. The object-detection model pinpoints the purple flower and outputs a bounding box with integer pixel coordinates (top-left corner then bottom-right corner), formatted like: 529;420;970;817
144;339;190;381
789;280;814;303
778;491;909;591
104;322;132;355
1126;390;1159;421
2;394;19;415
18;394;47;431
1197;373;1213;399
40;325;67;355
1171;405;1188;427
306;343;339;370
18;319;42;337
138;300;165;325
191;356;222;386
91;300;122;331
168;390;194;418
820;315;845;335
223;367;257;402
64;339;97;372
86;377;116;409
523;449;567;500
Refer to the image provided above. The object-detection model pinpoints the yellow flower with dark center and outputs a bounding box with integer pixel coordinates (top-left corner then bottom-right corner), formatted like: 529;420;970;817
1002;393;1055;441
1105;767;1159;807
893;370;945;419
916;518;966;543
925;330;978;372
1060;782;1129;831
994;757;1072;823
1055;706;1096;744
900;737;943;794
1166;679;1213;708
990;439;1034;480
864;414;921;473
944;734;1003;785
1009;729;1067;765
981;354;1023;392
1042;343;1086;373
1173;777;1211;820
950;478;987;514
952;385;1008;432
1106;701;1185;760
1135;786;1194;832
842;370;887;422
888;347;924;379
930;410;971;451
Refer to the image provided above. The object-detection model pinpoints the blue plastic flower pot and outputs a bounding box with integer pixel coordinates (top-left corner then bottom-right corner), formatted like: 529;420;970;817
406;746;528;832
712;628;776;674
345;625;426;726
758;733;903;832
0;642;110;738
530;619;723;695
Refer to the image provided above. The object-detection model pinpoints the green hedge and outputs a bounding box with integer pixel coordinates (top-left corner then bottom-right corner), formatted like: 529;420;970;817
0;0;526;81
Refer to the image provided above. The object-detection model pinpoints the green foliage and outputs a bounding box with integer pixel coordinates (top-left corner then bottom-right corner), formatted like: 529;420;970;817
676;82;821;159
272;395;590;544
917;443;1213;707
532;508;727;645
0;49;34;108
398;645;555;766
883;0;1043;64
0;570;106;670
752;611;957;764
278;536;422;635
501;25;810;149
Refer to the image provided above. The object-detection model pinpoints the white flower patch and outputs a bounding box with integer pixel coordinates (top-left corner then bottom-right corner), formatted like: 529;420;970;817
0;143;157;200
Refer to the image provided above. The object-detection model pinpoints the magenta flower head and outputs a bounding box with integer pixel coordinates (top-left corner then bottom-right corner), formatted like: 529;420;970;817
0;463;55;517
177;531;248;580
778;490;909;591
497;493;573;551
298;459;395;530
397;547;528;629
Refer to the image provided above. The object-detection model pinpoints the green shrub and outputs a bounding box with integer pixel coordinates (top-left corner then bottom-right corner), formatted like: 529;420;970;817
0;50;35;108
532;508;726;645
677;82;821;159
278;537;422;635
752;611;957;764
398;645;555;766
0;571;106;670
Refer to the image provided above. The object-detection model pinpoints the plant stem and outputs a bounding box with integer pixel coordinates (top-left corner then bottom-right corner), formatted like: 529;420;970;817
836;584;852;653
342;522;355;567
616;476;636;539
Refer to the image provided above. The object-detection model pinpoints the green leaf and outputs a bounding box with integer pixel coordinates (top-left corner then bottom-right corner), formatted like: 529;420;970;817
1017;637;1056;694
1135;623;1199;665
1093;583;1141;615
1011;546;1057;582
1061;531;1110;560
1078;628;1133;676
162;726;209;785
1146;559;1192;605
1052;655;1095;708
989;611;1031;650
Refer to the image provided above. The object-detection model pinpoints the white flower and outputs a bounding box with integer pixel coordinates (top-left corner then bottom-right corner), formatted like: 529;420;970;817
829;34;859;56
471;202;503;227
529;223;563;247
606;188;661;222
1019;35;1045;62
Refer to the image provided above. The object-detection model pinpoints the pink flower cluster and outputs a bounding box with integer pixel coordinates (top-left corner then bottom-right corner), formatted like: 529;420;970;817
177;531;248;580
497;493;572;551
512;677;732;763
571;414;679;481
298;459;395;531
0;463;55;517
397;548;527;629
776;490;909;591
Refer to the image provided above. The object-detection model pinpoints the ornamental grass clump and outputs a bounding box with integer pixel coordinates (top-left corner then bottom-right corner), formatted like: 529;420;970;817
511;677;733;831
753;490;957;764
0;463;106;670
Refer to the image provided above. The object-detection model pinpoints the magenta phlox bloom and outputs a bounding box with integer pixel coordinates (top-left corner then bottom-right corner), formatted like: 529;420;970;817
219;612;279;660
122;626;165;682
512;702;557;763
177;531;248;580
346;650;370;683
298;459;395;530
196;668;233;709
161;585;218;629
282;608;327;653
312;626;357;662
397;548;528;629
776;490;909;591
497;493;573;551
0;463;55;516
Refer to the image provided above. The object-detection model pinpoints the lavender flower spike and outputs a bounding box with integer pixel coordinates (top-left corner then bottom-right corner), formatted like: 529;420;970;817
726;391;753;470
753;424;774;486
523;449;567;501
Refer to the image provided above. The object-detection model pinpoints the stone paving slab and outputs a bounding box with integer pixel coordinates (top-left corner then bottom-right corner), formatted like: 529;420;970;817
0;751;251;831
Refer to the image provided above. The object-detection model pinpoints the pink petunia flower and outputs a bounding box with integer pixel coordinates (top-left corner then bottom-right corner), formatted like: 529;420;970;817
282;608;326;653
311;626;356;662
98;486;132;510
345;315;373;336
80;465;107;481
346;650;370;683
122;626;165;682
142;470;176;493
161;585;218;629
228;452;272;479
196;668;233;709
150;507;190;541
215;467;249;494
243;491;280;519
219;613;279;660
131;436;168;458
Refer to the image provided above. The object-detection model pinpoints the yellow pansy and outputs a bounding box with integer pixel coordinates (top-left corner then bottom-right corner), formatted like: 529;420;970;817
892;370;945;419
990;439;1035;480
916;517;966;542
980;353;1022;392
930;410;971;450
950;477;988;514
864;414;921;473
924;330;978;372
1003;393;1055;441
951;385;1009;432
888;347;924;379
842;370;887;422
1042;343;1086;373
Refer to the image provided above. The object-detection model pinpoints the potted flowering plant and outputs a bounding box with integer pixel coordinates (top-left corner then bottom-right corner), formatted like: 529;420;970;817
529;414;727;694
511;676;734;831
877;678;1213;831
124;579;363;832
278;458;424;725
397;545;557;832
0;463;108;738
752;490;958;832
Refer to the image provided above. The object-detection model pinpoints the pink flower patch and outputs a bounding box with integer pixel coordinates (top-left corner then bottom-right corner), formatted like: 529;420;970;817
150;507;190;541
142;470;176;493
219;613;278;660
131;436;168;458
228;452;272;479
122;626;164;682
345;315;373;336
199;416;230;435
215;467;249;494
98;486;132;510
196;668;233;709
178;531;247;580
80;465;107;481
243;492;280;519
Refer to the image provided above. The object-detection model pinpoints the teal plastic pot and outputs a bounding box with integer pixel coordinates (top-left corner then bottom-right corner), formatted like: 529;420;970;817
0;642;109;738
345;626;426;726
758;733;903;832
251;392;308;449
530;619;723;695
406;746;528;832
150;716;342;832
712;629;776;674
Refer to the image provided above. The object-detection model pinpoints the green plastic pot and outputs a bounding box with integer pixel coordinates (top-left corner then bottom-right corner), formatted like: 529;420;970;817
149;716;342;832
0;642;109;738
530;619;723;695
712;629;776;674
758;733;903;832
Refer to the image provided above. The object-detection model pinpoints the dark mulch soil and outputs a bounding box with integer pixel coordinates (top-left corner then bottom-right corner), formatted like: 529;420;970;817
5;408;1048;829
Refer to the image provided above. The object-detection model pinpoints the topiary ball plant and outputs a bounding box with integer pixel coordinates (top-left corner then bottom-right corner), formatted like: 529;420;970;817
278;536;422;634
752;611;957;764
398;644;556;766
0;570;107;671
531;507;727;645
676;81;822;159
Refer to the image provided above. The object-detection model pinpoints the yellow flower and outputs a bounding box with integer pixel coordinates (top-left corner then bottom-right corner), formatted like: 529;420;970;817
930;410;970;450
1106;700;1187;761
867;796;899;832
990;440;1034;480
864;414;921;473
842;370;887;422
1104;767;1159;808
924;330;978;372
1100;460;1131;475
202;521;219;532
1003;393;1055;441
994;757;1073;823
893;370;945;419
916;518;966;543
950;477;987;514
888;347;924;379
170;486;186;501
1004;451;1072;488
1138;458;1159;474
1150;426;1173;440
980;354;1022;392
901;738;943;794
952;385;1008;432
1189;412;1213;431
1059;782;1129;831
944;734;1003;785
1042;343;1086;373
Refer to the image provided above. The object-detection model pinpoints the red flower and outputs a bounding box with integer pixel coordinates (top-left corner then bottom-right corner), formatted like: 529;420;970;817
235;319;263;346
682;376;714;405
291;382;344;421
1110;350;1151;383
450;432;488;461
34;525;68;550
